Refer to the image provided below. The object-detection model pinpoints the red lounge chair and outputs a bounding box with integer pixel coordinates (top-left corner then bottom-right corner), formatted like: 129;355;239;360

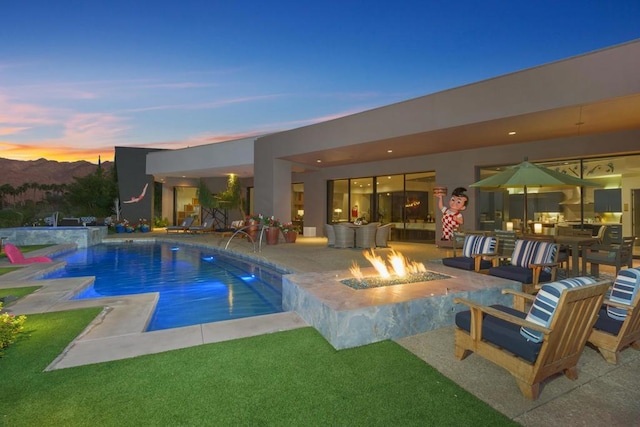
4;243;53;264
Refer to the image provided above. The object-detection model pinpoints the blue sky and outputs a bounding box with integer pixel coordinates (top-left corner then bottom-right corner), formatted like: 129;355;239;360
1;1;639;163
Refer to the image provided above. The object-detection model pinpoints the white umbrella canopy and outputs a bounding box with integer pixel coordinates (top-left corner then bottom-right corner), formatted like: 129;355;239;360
470;160;602;226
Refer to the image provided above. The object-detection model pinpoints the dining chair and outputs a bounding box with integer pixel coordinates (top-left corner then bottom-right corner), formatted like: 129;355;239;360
355;223;378;248
333;224;355;248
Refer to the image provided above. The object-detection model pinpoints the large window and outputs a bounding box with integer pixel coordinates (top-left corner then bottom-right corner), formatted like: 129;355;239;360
174;186;199;225
328;171;436;242
476;155;638;240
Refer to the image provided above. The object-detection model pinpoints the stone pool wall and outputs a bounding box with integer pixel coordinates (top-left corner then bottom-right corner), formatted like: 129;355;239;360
283;264;521;349
1;226;107;248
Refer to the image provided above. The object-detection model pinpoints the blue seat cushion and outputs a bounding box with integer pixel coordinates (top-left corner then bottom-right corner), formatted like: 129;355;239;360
488;265;552;284
593;307;623;335
455;304;542;363
442;256;492;271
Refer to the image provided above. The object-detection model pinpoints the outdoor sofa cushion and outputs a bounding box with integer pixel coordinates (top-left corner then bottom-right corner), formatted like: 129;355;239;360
520;277;597;343
606;267;640;321
442;235;496;271
488;239;557;284
593;307;624;335
455;304;542;363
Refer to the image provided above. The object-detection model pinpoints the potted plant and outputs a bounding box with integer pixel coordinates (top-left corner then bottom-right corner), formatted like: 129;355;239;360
136;218;150;233
113;219;128;233
245;213;262;241
262;216;281;245
281;222;299;243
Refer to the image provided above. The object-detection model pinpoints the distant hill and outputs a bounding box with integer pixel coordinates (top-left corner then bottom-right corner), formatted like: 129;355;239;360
0;157;113;187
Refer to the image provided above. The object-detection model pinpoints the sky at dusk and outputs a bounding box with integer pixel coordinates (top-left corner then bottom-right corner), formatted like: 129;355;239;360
2;1;639;163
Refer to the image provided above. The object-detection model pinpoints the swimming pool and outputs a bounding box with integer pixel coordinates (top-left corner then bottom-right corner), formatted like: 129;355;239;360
43;242;285;331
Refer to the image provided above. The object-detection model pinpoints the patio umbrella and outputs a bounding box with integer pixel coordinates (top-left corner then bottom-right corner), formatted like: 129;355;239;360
469;159;601;227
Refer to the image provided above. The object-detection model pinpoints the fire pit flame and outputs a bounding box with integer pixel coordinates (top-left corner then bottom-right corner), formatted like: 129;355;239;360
350;249;427;281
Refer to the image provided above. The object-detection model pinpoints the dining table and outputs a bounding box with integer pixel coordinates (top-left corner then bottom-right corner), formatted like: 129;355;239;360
553;235;597;277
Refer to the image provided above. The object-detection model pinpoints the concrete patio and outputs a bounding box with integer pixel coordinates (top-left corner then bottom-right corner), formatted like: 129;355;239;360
1;231;639;426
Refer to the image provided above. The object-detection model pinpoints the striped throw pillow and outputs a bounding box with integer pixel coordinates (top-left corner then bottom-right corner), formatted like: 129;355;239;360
511;240;557;272
520;277;597;343
462;235;497;258
607;268;640;321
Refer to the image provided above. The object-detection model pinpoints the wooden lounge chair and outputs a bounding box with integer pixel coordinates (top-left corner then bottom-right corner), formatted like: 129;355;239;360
165;216;194;233
454;277;609;400
581;236;636;277
4;243;53;264
442;234;498;272
588;267;640;364
488;239;560;294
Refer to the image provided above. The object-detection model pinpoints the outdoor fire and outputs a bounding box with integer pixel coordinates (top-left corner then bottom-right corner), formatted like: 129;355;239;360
343;249;450;290
350;249;427;280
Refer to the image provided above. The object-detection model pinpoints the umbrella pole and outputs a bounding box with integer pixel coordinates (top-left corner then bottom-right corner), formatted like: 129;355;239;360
523;185;528;233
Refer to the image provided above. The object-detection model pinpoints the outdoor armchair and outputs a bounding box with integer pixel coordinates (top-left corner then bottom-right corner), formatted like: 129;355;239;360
588;267;640;364
454;277;609;400
488;239;560;294
581;236;636;277
442;234;498;272
492;230;517;264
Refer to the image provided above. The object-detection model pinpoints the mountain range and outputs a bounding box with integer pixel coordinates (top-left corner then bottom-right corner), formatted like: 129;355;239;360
0;157;113;188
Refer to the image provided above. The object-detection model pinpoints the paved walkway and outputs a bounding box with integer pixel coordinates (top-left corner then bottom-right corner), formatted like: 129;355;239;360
1;232;639;426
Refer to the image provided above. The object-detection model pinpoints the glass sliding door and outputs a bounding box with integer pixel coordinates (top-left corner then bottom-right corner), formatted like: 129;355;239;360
350;177;374;222
174;186;199;225
327;171;436;242
328;179;349;223
376;175;403;224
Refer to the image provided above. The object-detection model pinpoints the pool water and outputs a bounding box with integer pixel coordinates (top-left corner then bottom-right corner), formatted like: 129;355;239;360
43;242;284;331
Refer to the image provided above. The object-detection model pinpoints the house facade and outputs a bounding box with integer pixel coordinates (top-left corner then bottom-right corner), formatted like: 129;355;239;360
143;39;640;243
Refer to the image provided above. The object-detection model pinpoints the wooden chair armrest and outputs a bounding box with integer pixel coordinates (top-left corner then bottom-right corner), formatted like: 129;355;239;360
454;297;551;334
502;288;536;310
471;252;499;269
501;288;536;301
530;262;560;269
602;298;637;311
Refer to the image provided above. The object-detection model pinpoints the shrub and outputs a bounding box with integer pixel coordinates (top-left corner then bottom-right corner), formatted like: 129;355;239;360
0;209;24;228
0;302;27;356
154;216;168;227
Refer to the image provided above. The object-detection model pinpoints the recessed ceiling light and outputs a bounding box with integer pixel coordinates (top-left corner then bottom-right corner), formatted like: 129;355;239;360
508;131;516;136
387;149;393;153
316;159;322;163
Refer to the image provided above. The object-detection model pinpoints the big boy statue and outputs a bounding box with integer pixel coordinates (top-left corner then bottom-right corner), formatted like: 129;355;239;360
436;187;468;241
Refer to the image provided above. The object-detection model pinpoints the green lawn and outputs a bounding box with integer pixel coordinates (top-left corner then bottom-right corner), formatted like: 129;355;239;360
0;286;41;299
0;308;516;426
